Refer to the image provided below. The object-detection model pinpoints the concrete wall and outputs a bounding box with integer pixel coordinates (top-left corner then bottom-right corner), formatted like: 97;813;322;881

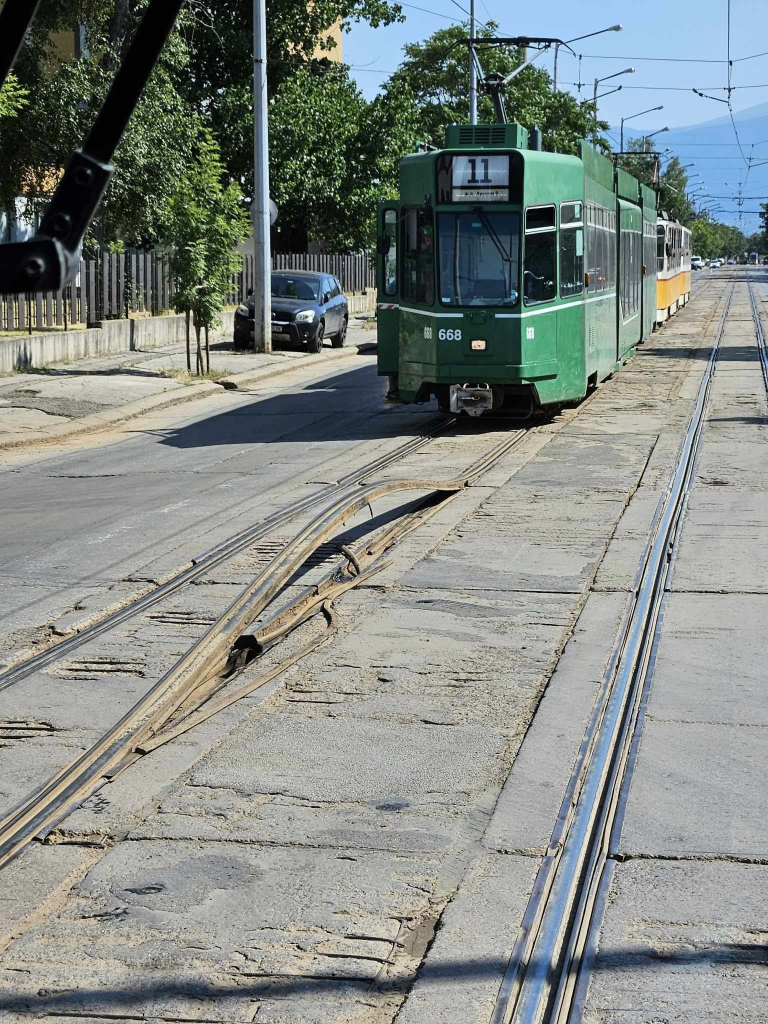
0;311;235;374
0;289;375;373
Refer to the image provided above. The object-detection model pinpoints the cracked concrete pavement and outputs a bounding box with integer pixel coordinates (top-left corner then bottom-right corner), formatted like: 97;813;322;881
1;276;765;1023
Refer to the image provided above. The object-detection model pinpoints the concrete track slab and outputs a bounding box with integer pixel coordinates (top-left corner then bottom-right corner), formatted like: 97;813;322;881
619;716;768;859
0;839;439;1023
645;593;768;726
395;853;539;1024
582;860;768;1024
484;591;628;855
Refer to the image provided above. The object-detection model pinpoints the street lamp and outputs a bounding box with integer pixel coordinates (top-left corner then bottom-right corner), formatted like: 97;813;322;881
620;105;663;153
593;68;635;141
641;126;669;150
553;24;622;92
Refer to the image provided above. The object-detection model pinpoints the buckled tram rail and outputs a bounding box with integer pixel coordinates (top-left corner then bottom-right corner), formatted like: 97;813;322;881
376;123;690;417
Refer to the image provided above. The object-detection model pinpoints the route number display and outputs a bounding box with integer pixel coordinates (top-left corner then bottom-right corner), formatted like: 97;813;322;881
451;155;509;203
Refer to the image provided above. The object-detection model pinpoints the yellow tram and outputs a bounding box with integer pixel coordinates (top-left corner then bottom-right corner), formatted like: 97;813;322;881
656;213;691;325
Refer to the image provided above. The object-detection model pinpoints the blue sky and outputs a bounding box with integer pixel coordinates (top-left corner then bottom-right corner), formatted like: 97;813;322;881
343;0;768;229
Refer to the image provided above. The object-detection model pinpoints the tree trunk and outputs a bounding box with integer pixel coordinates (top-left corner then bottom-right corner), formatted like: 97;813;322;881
205;326;210;374
185;310;191;372
194;320;203;376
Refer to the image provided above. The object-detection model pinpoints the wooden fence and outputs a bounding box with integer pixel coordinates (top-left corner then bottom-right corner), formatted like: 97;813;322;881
0;250;374;333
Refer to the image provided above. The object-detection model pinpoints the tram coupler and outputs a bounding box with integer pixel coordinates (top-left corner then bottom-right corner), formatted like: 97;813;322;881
450;382;495;417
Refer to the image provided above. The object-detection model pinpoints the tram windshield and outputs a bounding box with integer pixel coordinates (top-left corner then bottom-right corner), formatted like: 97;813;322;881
438;211;520;307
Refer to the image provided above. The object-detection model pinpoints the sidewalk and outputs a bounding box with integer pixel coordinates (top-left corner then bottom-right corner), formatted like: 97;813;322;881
0;321;375;448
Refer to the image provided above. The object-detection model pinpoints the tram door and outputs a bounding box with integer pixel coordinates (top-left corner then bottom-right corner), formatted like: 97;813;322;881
376;203;400;376
618;199;643;357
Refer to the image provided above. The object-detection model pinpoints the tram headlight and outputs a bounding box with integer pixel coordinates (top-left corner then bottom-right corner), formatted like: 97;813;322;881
295;309;315;323
471;339;487;351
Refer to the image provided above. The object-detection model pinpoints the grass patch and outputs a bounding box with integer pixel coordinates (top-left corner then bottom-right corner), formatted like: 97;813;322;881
152;367;232;386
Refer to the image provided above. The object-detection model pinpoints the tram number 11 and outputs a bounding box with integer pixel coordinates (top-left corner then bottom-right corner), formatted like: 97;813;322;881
466;158;491;185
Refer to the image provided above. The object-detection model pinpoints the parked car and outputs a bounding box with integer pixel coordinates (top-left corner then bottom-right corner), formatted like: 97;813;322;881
234;270;349;353
727;258;736;265
691;255;704;270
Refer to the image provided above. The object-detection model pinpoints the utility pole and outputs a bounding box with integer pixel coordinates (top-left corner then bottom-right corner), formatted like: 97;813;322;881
252;0;271;353
553;43;559;92
469;0;477;124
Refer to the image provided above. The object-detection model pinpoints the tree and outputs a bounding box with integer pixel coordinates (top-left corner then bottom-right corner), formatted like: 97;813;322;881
165;136;249;374
269;67;419;250
616;143;693;225
179;0;405;195
0;73;28;119
690;215;746;259
0;3;204;246
385;24;609;152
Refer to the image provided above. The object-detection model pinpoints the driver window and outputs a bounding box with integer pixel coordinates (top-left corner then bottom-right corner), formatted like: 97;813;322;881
383;209;398;296
524;205;556;305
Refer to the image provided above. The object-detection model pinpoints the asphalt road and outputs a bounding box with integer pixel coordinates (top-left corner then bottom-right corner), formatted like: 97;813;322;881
0;350;434;665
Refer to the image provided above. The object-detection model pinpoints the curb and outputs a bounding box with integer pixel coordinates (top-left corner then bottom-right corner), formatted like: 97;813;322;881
0;344;365;452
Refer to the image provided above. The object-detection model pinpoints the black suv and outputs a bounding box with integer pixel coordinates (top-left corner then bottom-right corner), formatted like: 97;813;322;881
234;270;349;353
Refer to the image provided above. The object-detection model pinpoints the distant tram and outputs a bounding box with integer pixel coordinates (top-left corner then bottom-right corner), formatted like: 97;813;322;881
749;252;760;265
376;122;690;417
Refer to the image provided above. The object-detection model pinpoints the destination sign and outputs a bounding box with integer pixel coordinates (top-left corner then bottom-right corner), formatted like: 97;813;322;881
451;155;510;202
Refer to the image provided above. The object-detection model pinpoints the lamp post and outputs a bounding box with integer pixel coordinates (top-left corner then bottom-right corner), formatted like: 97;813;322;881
641;126;669;151
469;0;477;124
620;105;663;153
553;23;622;92
252;0;271;353
593;67;635;141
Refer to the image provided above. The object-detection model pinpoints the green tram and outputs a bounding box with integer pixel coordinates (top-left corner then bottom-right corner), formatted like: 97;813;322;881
376;123;657;416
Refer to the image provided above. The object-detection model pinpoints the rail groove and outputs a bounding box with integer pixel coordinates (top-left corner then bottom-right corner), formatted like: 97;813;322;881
490;283;737;1024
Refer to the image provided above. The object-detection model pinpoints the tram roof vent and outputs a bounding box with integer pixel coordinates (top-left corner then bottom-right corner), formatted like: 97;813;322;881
446;123;529;149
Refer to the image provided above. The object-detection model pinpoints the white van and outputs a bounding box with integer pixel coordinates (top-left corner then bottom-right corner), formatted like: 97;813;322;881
691;256;704;270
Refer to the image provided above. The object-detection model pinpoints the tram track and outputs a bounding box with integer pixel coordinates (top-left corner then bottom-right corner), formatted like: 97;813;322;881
490;281;743;1024
0;423;530;873
0;414;458;693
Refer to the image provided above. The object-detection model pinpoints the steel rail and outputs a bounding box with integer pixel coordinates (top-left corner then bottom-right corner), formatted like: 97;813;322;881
0;426;528;872
0;414;456;692
490;283;735;1024
746;271;768;393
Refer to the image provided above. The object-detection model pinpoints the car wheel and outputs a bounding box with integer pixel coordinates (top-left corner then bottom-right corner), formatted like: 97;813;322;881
309;321;324;354
332;316;347;348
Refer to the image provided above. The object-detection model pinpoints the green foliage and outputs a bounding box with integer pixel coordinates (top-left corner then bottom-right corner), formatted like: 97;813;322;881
385;24;609;153
0;73;29;119
0;5;202;246
269;67;419;250
691;216;748;259
165;134;248;341
616;143;693;225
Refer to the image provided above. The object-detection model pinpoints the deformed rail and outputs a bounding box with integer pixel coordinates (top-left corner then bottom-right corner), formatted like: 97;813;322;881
0;415;457;693
0;425;529;872
490;282;739;1024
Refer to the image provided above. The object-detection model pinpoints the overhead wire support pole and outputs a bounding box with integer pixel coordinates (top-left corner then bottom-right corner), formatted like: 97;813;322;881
469;0;477;124
253;0;272;353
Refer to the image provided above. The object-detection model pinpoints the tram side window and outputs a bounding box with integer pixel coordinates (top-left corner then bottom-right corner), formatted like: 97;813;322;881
609;213;617;292
402;207;434;305
559;202;583;298
383;209;398;296
586;205;596;295
524;206;556;305
657;226;666;274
